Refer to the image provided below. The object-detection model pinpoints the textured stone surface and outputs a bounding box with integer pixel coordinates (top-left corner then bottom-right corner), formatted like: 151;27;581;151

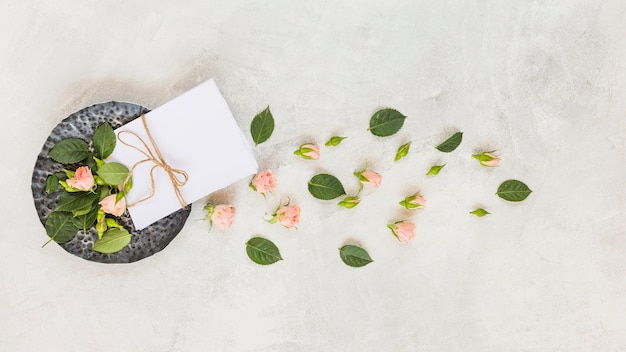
31;101;191;263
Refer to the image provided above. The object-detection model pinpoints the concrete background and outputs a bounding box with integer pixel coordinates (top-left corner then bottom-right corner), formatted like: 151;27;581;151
2;1;625;351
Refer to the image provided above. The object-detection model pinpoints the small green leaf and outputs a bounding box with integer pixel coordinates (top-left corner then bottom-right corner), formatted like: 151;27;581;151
435;132;463;152
308;174;346;200
426;164;446;175
72;203;94;217
56;192;99;212
72;204;99;230
394;142;411;162
250;106;274;146
97;162;130;186
496;179;532;202
339;245;373;267
45;212;78;243
49;138;91;164
93;227;132;254
246;237;283;265
368;108;406;137
325;136;347;147
92;122;116;159
45;174;60;194
470;208;491;217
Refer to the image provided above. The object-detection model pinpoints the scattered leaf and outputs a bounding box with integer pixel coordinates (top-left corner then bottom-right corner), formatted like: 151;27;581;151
368;108;406;137
250;106;274;146
246;237;283;265
93;227;132;254
426;164;446;175
394;142;411;162
92;122;116;160
97;162;130;186
435;132;463;152
49;138;90;164
339;245;373;267
308;174;346;200
496;179;532;202
470;208;490;217
325;136;347;147
45;212;78;244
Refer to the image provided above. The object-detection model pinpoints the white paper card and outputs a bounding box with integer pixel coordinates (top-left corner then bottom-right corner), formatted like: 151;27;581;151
109;79;258;230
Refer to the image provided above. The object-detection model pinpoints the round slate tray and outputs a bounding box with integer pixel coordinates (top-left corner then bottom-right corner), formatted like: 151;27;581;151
31;101;192;264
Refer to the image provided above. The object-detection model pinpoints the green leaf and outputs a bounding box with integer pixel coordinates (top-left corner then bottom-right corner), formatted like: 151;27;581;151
56;191;99;212
496;179;532;202
325;136;347;147
435;132;463;152
45;212;78;243
93;227;132;254
368;108;406;137
470;208;490;217
97;162;130;186
92;122;116;159
308;174;346;200
426;164;446;175
339;245;373;267
45;174;60;194
250;106;274;146
49;138;91;164
72;204;99;230
246;237;283;265
394;142;411;162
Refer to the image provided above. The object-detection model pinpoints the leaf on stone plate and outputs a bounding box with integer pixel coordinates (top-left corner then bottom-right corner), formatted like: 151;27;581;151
45;174;60;194
49;138;91;164
496;179;532;202
394;142;411;162
250;106;274;146
72;203;100;230
435;132;463;152
426;164;446;176
92;122;116;159
368;108;406;137
92;227;132;254
339;245;373;267
45;212;78;244
308;173;346;200
470;208;490;217
97;162;130;186
56;191;99;212
246;237;283;265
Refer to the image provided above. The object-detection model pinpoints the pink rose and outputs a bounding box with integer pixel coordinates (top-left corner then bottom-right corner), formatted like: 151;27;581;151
66;166;95;191
472;151;501;167
99;195;126;217
388;221;416;243
410;195;426;208
212;204;235;231
276;205;301;228
294;144;320;160
360;170;382;187
250;170;277;193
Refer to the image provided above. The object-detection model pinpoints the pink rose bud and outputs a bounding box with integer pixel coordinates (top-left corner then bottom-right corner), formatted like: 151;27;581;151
212;204;235;231
66;166;95;191
400;193;426;210
472;151;501;167
337;195;360;209
387;221;416;243
276;205;301;228
294;144;320;160
250;170;277;193
360;170;382;187
99;195;126;217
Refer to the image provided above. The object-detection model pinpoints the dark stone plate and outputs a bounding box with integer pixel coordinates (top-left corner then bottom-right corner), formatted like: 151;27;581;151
31;101;191;264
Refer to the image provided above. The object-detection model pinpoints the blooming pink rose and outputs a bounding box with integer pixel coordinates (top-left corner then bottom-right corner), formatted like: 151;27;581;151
99;195;126;217
388;221;416;243
212;204;235;231
361;170;382;187
251;170;277;193
66;166;94;191
276;205;301;228
294;144;320;160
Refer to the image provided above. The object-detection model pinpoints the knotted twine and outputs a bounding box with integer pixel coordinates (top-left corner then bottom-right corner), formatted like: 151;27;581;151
117;114;189;208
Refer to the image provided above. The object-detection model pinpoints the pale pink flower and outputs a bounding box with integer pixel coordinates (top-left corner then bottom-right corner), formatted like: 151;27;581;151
388;221;416;243
360;170;382;187
250;170;277;193
410;195;426;208
276;205;301;228
66;166;94;191
99;195;126;217
294;144;320;160
481;153;501;167
212;204;235;231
